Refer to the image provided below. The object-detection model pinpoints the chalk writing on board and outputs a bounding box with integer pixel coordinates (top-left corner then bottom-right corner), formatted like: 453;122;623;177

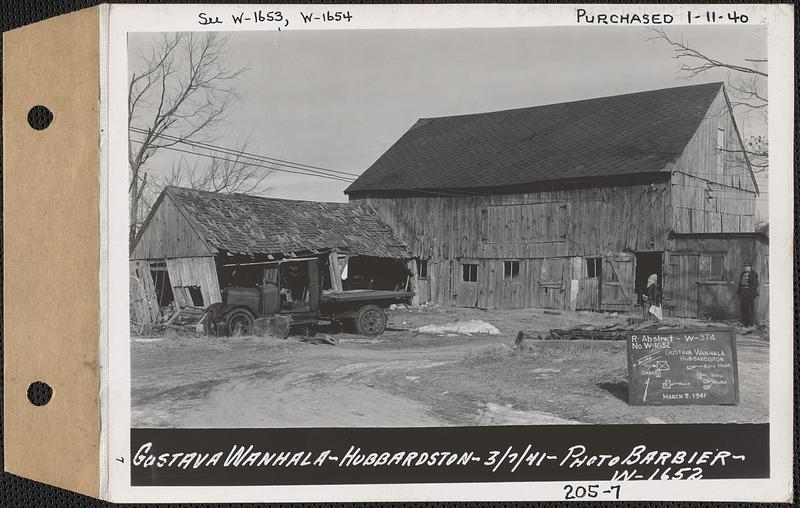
627;329;739;406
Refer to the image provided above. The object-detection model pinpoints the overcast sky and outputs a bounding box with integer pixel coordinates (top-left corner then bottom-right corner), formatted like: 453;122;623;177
129;25;767;212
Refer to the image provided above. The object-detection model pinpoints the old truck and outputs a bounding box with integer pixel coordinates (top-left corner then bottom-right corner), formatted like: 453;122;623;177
206;258;413;337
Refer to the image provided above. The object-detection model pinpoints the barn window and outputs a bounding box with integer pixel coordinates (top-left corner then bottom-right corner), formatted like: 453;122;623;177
417;259;428;279
700;253;724;280
462;263;478;283
586;257;602;278
503;260;519;280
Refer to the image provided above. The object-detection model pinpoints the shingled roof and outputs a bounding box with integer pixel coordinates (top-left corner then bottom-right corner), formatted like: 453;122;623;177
346;82;726;193
153;186;413;258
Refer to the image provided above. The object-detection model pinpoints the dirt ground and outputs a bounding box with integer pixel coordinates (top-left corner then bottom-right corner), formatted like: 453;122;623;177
131;306;769;428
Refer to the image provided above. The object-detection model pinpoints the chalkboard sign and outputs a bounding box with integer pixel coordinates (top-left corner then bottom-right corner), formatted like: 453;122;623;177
627;328;739;405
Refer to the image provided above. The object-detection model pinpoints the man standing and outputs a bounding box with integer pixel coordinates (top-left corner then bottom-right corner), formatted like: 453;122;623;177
737;261;760;326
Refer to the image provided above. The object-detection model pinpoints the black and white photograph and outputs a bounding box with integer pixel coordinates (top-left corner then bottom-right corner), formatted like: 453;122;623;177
126;22;772;431
1;2;793;504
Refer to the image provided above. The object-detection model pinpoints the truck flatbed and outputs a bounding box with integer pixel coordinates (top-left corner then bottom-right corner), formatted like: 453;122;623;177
320;289;414;304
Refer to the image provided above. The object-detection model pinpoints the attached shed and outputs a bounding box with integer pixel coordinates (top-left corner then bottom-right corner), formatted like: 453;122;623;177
668;232;768;321
130;186;414;325
346;82;763;318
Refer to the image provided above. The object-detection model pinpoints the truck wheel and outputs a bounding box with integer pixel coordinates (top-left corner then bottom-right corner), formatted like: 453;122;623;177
226;308;255;336
353;304;386;336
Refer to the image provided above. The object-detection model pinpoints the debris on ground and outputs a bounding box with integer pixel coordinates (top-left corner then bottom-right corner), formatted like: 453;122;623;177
338;338;386;344
415;320;501;336
539;318;708;341
546;323;629;341
152;306;207;335
300;334;338;346
543;310;562;315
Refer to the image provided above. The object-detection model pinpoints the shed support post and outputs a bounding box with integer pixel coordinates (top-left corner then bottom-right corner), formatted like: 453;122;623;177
328;251;343;293
407;259;420;306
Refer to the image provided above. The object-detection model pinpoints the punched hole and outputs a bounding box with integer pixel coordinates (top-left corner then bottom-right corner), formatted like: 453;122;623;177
27;105;53;130
27;381;53;406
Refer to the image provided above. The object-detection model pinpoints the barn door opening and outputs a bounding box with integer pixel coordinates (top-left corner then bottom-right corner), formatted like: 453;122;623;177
600;253;635;312
634;252;663;306
150;262;174;308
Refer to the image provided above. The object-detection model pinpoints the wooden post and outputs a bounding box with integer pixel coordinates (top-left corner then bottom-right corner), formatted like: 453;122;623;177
407;259;420;306
328;251;343;293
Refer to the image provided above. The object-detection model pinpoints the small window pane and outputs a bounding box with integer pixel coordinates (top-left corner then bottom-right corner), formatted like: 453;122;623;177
417;259;428;279
700;254;724;280
586;257;601;279
462;263;478;282
503;261;519;280
710;255;723;279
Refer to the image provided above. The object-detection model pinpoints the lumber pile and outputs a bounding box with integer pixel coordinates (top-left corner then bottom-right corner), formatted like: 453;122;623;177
547;323;628;341
520;319;691;342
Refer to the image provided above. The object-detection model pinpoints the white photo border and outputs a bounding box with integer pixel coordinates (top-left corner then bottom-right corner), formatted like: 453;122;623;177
103;3;794;502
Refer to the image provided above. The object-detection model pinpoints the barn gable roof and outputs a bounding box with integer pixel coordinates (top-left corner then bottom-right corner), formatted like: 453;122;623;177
138;186;414;259
346;82;731;194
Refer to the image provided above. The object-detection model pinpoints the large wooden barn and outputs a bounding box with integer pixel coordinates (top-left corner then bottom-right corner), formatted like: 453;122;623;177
346;82;768;320
129;186;414;325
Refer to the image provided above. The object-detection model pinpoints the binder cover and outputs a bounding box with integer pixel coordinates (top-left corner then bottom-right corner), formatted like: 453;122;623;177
3;5;101;498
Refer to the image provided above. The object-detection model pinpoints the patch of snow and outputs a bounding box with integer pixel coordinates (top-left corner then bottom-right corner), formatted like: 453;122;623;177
415;320;501;336
478;403;580;425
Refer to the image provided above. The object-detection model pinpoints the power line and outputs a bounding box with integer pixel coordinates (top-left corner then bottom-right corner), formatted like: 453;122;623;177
129;126;361;178
129;135;355;184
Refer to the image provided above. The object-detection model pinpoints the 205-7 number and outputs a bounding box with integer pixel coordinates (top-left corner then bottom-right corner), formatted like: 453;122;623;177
563;484;620;500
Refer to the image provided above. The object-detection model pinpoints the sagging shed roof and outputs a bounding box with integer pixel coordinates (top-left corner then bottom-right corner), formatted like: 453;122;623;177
346;82;726;193
136;186;414;259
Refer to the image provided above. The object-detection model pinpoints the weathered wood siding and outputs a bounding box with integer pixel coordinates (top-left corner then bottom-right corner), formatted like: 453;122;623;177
671;88;757;233
131;194;212;260
600;253;636;312
129;260;159;325
357;183;670;260
354;181;670;308
165;257;222;307
666;235;768;321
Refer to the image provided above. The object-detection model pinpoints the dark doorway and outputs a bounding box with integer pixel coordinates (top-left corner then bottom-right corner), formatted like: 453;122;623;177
345;256;409;291
150;266;174;307
634;251;663;305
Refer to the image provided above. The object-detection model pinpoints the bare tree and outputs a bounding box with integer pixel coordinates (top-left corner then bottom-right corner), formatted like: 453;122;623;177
648;27;768;172
128;32;248;242
162;140;272;194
